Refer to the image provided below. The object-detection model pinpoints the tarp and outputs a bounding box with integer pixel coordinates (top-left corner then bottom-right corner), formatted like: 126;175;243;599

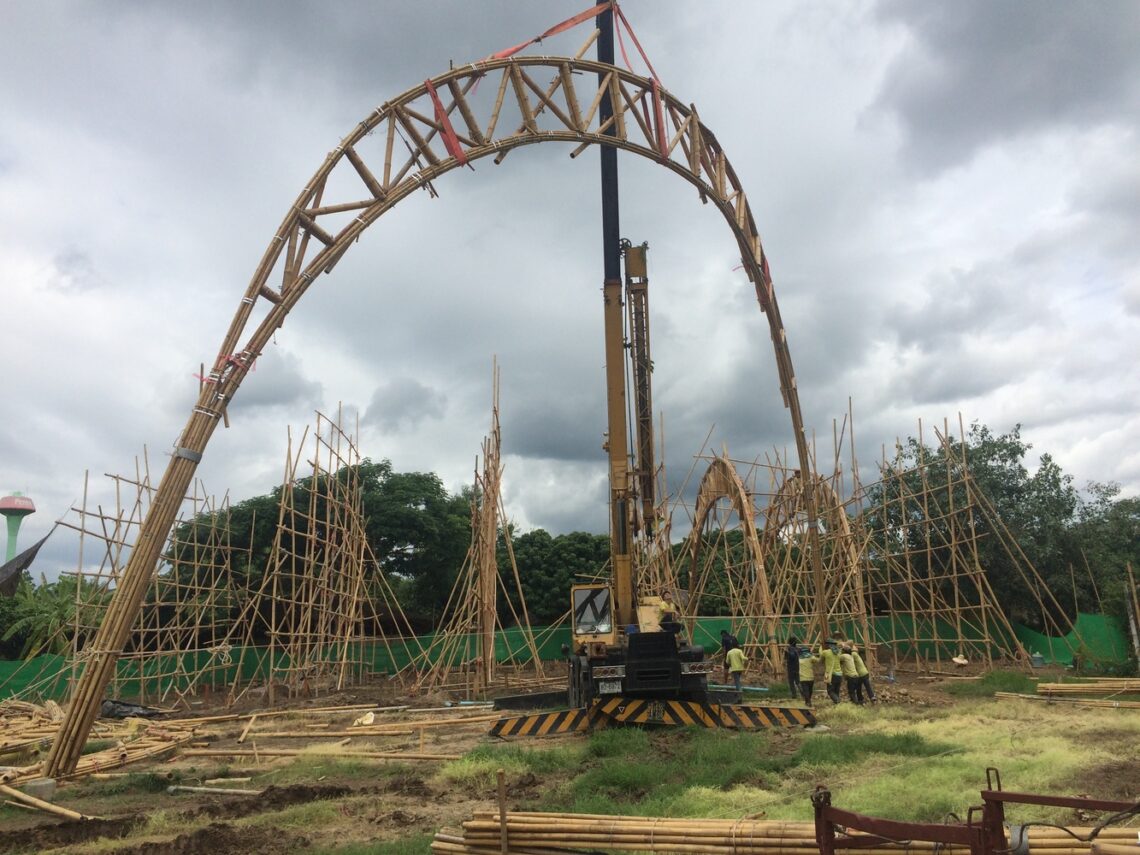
0;526;55;596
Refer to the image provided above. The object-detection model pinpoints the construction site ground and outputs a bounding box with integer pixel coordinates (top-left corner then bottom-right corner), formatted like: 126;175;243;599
1;667;1138;855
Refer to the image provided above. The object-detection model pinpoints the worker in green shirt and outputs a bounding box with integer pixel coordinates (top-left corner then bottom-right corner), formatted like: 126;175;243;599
724;645;747;693
819;640;842;704
797;646;821;706
852;645;876;702
839;643;863;704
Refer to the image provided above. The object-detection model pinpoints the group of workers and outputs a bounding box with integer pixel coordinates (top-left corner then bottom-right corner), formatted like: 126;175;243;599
658;592;876;708
786;636;876;706
716;628;877;707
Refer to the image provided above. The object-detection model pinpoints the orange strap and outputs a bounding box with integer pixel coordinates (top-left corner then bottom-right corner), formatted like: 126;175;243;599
424;79;468;166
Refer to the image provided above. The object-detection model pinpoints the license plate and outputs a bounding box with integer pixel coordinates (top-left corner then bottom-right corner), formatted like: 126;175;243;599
599;679;622;694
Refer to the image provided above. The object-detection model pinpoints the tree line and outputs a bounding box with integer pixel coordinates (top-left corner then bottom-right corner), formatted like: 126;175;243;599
2;424;1137;660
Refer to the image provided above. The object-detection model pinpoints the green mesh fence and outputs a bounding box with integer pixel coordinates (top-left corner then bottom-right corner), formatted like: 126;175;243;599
1012;612;1130;666
0;612;1127;702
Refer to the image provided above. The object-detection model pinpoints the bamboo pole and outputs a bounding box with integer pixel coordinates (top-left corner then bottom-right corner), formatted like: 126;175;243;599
0;783;94;821
181;748;460;760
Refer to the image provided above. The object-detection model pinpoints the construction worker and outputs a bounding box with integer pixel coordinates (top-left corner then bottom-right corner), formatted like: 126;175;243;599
719;628;741;654
784;636;801;699
797;645;821;706
852;644;876;702
839;643;863;704
658;590;680;635
819;639;842;704
724;643;747;693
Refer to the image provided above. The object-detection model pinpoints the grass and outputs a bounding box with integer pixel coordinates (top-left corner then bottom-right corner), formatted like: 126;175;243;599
266;755;406;785
943;670;1038;696
71;771;181;796
788;731;957;768
437;742;582;789
236;797;344;830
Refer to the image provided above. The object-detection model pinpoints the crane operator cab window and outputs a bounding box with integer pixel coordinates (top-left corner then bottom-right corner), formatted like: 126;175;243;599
572;586;613;636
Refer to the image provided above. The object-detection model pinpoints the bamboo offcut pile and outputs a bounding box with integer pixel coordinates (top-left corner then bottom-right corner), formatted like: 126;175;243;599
1;721;195;784
432;812;1140;855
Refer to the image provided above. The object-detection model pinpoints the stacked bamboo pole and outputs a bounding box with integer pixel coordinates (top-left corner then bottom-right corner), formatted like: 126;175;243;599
1037;680;1140;695
432;812;1140;855
996;692;1140;710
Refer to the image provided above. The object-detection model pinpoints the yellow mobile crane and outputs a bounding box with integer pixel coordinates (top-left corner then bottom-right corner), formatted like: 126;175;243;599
490;2;812;735
566;241;712;709
491;243;815;735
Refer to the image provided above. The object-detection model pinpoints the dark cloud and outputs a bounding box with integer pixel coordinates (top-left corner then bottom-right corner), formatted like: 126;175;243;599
226;349;323;414
874;0;1140;170
364;377;446;432
888;265;1041;352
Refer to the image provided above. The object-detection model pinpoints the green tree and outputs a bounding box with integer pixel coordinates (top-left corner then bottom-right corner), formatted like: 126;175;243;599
1;574;110;659
863;423;1085;627
502;529;610;624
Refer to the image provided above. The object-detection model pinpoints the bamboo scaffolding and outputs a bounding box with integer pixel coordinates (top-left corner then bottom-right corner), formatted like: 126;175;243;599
404;362;546;698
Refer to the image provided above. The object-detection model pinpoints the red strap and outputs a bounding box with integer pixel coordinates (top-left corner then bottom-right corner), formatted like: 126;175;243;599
614;3;661;82
491;2;613;61
424;79;468;166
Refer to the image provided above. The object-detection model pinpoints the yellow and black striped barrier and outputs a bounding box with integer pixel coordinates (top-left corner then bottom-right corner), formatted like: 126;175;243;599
490;697;815;736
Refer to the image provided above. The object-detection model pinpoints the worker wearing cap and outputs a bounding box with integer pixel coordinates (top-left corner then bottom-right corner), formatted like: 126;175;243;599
819;639;842;704
852;645;876;703
839;643;863;704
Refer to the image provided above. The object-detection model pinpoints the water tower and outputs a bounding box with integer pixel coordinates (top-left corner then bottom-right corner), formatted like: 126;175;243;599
0;492;36;562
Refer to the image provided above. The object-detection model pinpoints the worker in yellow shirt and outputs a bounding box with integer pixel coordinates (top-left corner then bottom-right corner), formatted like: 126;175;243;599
724;644;747;693
852;645;876;703
839;643;863;704
797;646;821;706
818;639;842;704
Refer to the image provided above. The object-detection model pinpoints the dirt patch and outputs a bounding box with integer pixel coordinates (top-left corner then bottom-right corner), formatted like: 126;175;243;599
188;784;351;821
1069;759;1140;804
382;773;434;798
0;816;138;853
373;809;426;828
107;821;306;854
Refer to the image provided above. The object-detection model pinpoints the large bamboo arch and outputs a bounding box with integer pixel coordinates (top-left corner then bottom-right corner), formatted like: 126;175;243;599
760;472;871;653
687;456;779;669
47;55;824;774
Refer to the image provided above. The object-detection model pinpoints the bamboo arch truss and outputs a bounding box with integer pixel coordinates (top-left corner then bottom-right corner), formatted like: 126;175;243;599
683;454;869;673
678;415;1085;677
48;51;822;776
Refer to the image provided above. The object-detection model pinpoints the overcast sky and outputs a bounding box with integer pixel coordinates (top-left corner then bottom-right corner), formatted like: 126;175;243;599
3;1;1139;578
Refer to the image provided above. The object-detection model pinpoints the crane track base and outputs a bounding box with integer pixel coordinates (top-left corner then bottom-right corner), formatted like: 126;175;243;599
489;696;815;737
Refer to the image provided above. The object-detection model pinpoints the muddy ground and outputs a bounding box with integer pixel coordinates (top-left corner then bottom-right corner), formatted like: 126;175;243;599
0;665;1122;855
